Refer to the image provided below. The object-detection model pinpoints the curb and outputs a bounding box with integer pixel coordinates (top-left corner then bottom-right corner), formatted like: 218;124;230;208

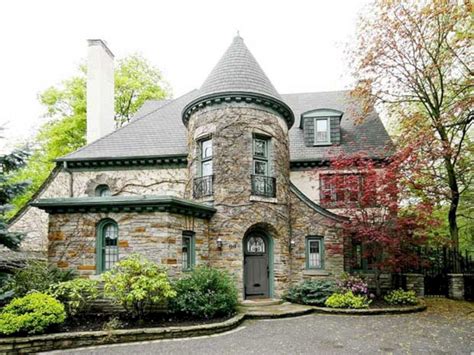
0;302;427;354
311;301;427;315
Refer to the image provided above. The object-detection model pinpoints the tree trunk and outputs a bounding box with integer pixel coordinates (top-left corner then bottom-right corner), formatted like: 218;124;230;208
444;155;460;251
374;269;382;298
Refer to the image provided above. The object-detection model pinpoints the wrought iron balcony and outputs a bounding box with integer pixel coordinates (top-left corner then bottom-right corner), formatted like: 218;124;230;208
251;175;276;198
193;175;214;199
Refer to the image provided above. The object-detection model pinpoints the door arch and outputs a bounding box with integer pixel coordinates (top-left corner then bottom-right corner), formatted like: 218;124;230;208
243;231;270;298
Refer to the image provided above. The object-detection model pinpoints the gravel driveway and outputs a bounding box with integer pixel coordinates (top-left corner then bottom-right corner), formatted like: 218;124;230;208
46;299;474;355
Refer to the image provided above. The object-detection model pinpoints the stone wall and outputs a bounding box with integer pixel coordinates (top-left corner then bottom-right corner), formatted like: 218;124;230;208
289;190;344;285
8;166;187;255
47;211;209;277
186;103;292;298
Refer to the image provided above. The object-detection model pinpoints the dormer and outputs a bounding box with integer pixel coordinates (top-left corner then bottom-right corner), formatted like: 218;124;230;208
300;109;343;146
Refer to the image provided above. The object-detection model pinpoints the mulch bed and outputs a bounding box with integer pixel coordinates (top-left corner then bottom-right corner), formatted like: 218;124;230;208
47;313;233;334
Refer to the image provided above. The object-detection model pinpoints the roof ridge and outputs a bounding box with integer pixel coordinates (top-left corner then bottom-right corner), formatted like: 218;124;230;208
281;89;351;96
59;90;196;161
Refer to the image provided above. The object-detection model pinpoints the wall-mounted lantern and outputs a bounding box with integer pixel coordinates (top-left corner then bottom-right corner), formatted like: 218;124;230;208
217;237;223;250
289;239;296;252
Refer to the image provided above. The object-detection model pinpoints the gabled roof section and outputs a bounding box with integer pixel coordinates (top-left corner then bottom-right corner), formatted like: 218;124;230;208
199;35;281;100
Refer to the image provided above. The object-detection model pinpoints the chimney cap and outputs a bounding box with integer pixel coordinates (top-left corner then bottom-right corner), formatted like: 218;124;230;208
87;39;114;58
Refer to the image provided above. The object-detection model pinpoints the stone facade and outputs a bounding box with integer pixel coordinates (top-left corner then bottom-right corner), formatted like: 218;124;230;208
48;211;208;278
447;274;465;300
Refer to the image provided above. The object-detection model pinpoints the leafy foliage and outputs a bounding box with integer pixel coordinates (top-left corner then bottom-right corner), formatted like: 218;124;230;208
0;292;66;335
48;278;99;316
7;55;171;218
325;291;371;309
284;280;336;306
6;260;76;297
102;254;176;319
350;1;473;248
384;289;418;306
170;267;238;319
336;273;369;297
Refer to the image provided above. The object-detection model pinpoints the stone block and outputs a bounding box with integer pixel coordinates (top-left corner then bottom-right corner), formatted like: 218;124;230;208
448;274;464;300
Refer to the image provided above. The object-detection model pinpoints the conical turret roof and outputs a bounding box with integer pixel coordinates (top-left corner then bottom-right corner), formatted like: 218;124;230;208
182;36;294;127
199;35;281;99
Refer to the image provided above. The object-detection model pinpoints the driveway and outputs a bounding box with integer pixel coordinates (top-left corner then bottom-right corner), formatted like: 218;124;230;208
46;299;473;354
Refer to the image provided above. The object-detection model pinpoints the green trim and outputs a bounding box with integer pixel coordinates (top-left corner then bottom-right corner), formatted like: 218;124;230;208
56;155;187;169
96;218;119;274
182;231;196;271
305;236;324;270
31;195;216;219
290;157;390;169
182;91;295;129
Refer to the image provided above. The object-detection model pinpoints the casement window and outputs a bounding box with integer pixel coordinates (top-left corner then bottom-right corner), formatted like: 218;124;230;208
95;184;111;197
314;117;331;144
182;231;195;271
253;136;269;176
96;219;119;273
351;241;374;272
306;236;324;269
200;138;213;177
320;173;362;208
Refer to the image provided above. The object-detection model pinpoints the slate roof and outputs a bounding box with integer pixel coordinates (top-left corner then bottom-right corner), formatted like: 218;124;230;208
60;89;392;162
198;35;281;101
60;36;392;163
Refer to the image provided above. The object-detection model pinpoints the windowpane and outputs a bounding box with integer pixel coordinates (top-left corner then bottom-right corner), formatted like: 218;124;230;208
254;139;267;158
182;236;192;270
254;161;267;175
202;160;213;176
247;236;265;253
103;223;118;271
201;139;212;159
315;118;329;143
308;240;322;268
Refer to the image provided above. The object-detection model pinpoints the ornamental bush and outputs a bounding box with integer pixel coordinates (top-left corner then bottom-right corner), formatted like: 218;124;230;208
325;291;371;309
102;254;176;319
170;267;238;319
48;278;99;316
6;260;76;297
336;273;369;297
384;289;418;305
0;292;66;335
284;280;336;306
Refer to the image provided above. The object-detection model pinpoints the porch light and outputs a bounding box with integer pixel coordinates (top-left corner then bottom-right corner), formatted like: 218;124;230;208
217;237;223;250
289;239;296;251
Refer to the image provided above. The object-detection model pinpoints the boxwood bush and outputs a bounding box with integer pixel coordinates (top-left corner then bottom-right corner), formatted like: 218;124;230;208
384;289;418;305
325;291;371;309
0;292;66;335
170;267;238;319
284;280;336;306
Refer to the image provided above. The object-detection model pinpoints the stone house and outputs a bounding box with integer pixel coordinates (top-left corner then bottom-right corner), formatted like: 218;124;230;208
8;37;391;299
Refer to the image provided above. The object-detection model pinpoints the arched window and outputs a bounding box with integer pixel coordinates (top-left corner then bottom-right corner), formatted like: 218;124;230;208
95;184;111;197
247;235;266;253
96;219;119;273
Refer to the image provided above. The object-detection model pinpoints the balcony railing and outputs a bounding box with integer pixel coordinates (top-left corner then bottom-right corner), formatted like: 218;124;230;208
251;175;276;198
193;175;214;199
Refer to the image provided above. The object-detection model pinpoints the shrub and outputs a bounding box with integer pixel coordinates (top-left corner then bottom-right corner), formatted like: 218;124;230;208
384;289;418;305
325;291;371;309
170;267;238;319
336;273;369;296
6;260;76;297
102;254;176;319
0;292;66;335
284;280;336;306
48;278;99;316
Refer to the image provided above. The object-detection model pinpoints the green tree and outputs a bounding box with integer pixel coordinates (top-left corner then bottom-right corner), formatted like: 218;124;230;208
0;126;28;249
8;54;171;218
350;0;473;249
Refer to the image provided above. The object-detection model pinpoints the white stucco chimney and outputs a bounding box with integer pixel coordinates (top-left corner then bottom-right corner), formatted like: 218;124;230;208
86;39;115;144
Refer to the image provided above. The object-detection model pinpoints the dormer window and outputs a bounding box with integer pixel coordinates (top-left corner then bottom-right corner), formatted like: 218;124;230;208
315;117;330;144
301;109;343;147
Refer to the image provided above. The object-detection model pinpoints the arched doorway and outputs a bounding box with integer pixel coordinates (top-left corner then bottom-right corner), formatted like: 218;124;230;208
243;231;270;298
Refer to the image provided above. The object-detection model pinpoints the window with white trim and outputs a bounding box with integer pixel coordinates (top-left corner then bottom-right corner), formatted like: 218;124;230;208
306;236;324;269
200;138;213;177
314;117;331;144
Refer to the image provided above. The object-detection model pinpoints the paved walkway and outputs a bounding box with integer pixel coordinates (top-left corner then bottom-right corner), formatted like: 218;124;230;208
46;299;474;354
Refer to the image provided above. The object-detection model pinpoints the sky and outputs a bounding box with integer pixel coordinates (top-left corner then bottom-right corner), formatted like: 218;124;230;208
0;0;369;152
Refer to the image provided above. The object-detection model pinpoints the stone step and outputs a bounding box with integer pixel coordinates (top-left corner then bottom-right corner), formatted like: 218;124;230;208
240;298;283;307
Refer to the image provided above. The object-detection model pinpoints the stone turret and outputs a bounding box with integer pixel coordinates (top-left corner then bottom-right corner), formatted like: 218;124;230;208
182;36;295;299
